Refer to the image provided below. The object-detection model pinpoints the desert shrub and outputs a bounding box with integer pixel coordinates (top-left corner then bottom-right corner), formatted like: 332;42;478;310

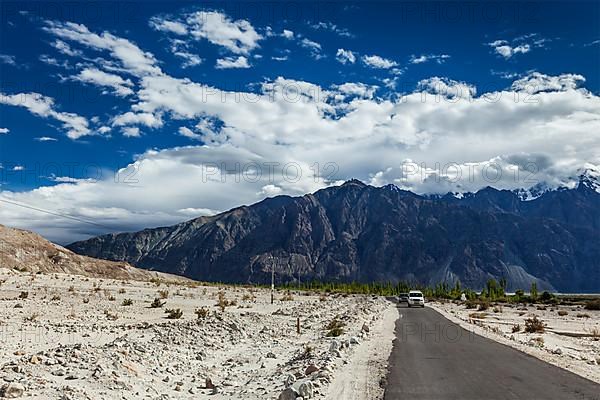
531;337;544;347
158;290;169;299
477;301;489;311
150;298;165;308
242;293;255;302
25;312;40;322
50;295;61;301
584;300;600;311
121;298;133;306
325;317;345;337
216;291;235;311
195;307;209;319
512;324;521;333
557;310;568;316
299;345;313;360
577;313;591;319
469;312;487;319
18;291;29;299
118;288;126;294
104;309;118;320
281;291;294;301
525;316;545;333
165;308;183;319
493;305;503;313
82;298;90;304
536;306;547;311
319;294;328;302
108;295;116;301
465;300;478;309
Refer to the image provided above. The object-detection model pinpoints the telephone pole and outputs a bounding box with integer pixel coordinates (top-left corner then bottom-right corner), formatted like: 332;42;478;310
271;255;275;305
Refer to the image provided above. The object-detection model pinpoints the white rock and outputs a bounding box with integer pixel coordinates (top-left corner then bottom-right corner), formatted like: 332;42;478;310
284;374;296;388
350;336;360;345
329;340;340;353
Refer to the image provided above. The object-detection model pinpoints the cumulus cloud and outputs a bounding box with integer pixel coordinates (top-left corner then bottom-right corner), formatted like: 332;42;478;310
0;128;9;134
488;34;547;59
362;54;398;69
215;55;250;69
282;29;294;39
121;126;140;137
3;21;599;243
72;68;134;97
0;92;91;139
511;72;585;93
185;11;262;55
336;48;356;64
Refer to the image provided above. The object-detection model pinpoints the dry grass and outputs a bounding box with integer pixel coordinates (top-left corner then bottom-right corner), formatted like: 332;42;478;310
525;316;545;333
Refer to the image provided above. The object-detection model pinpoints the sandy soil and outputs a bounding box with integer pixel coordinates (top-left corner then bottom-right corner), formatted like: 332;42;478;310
429;300;600;384
0;269;396;399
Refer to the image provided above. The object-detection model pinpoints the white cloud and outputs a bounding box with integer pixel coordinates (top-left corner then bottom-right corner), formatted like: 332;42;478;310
272;55;288;61
487;35;546;59
282;29;294;39
0;128;9;134
309;21;352;37
73;68;134;97
149;17;188;35
417;77;476;99
44;20;162;77
111;112;163;128
0;54;16;65
3;23;599;243
336;48;356;64
178;126;202;140
511;72;585;93
215;56;250;69
0;92;91;139
169;39;203;68
185;11;262;55
50;39;82;57
300;38;324;59
35;136;58;142
409;54;450;64
362;54;398;69
121;126;140;137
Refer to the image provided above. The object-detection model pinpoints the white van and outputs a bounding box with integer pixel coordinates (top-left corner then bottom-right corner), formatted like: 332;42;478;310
408;291;425;307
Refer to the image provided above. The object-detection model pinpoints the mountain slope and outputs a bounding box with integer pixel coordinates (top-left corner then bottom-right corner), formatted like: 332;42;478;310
0;224;188;282
67;179;600;292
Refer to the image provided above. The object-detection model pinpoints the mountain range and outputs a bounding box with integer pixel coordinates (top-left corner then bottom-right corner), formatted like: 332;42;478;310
67;173;600;292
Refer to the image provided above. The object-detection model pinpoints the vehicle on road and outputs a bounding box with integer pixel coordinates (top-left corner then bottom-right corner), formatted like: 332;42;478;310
399;293;409;303
408;291;425;307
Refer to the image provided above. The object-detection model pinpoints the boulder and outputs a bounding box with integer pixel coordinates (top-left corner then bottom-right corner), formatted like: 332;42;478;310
304;364;319;376
0;383;25;398
278;387;298;400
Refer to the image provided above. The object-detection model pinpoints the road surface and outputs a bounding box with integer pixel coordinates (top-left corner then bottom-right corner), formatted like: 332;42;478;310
384;302;600;400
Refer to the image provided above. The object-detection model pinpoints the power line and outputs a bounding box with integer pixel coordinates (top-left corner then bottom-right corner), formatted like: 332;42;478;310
0;198;112;229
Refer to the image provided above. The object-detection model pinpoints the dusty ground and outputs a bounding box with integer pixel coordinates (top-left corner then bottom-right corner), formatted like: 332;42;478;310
429;300;600;384
0;268;395;399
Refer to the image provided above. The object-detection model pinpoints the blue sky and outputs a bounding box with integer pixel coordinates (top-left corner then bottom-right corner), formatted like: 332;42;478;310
0;1;599;243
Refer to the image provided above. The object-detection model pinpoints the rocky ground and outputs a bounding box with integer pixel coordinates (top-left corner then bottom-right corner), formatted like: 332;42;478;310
429;300;600;384
0;268;395;399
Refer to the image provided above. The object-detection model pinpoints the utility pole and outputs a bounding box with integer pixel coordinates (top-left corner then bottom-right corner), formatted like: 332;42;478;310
271;255;275;305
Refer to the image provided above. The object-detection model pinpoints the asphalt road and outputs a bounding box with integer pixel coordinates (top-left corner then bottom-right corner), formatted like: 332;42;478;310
384;302;600;400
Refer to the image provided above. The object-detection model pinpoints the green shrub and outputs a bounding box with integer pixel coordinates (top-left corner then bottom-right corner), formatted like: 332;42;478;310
121;298;133;306
326;317;345;337
165;308;183;319
150;298;165;308
524;316;545;333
